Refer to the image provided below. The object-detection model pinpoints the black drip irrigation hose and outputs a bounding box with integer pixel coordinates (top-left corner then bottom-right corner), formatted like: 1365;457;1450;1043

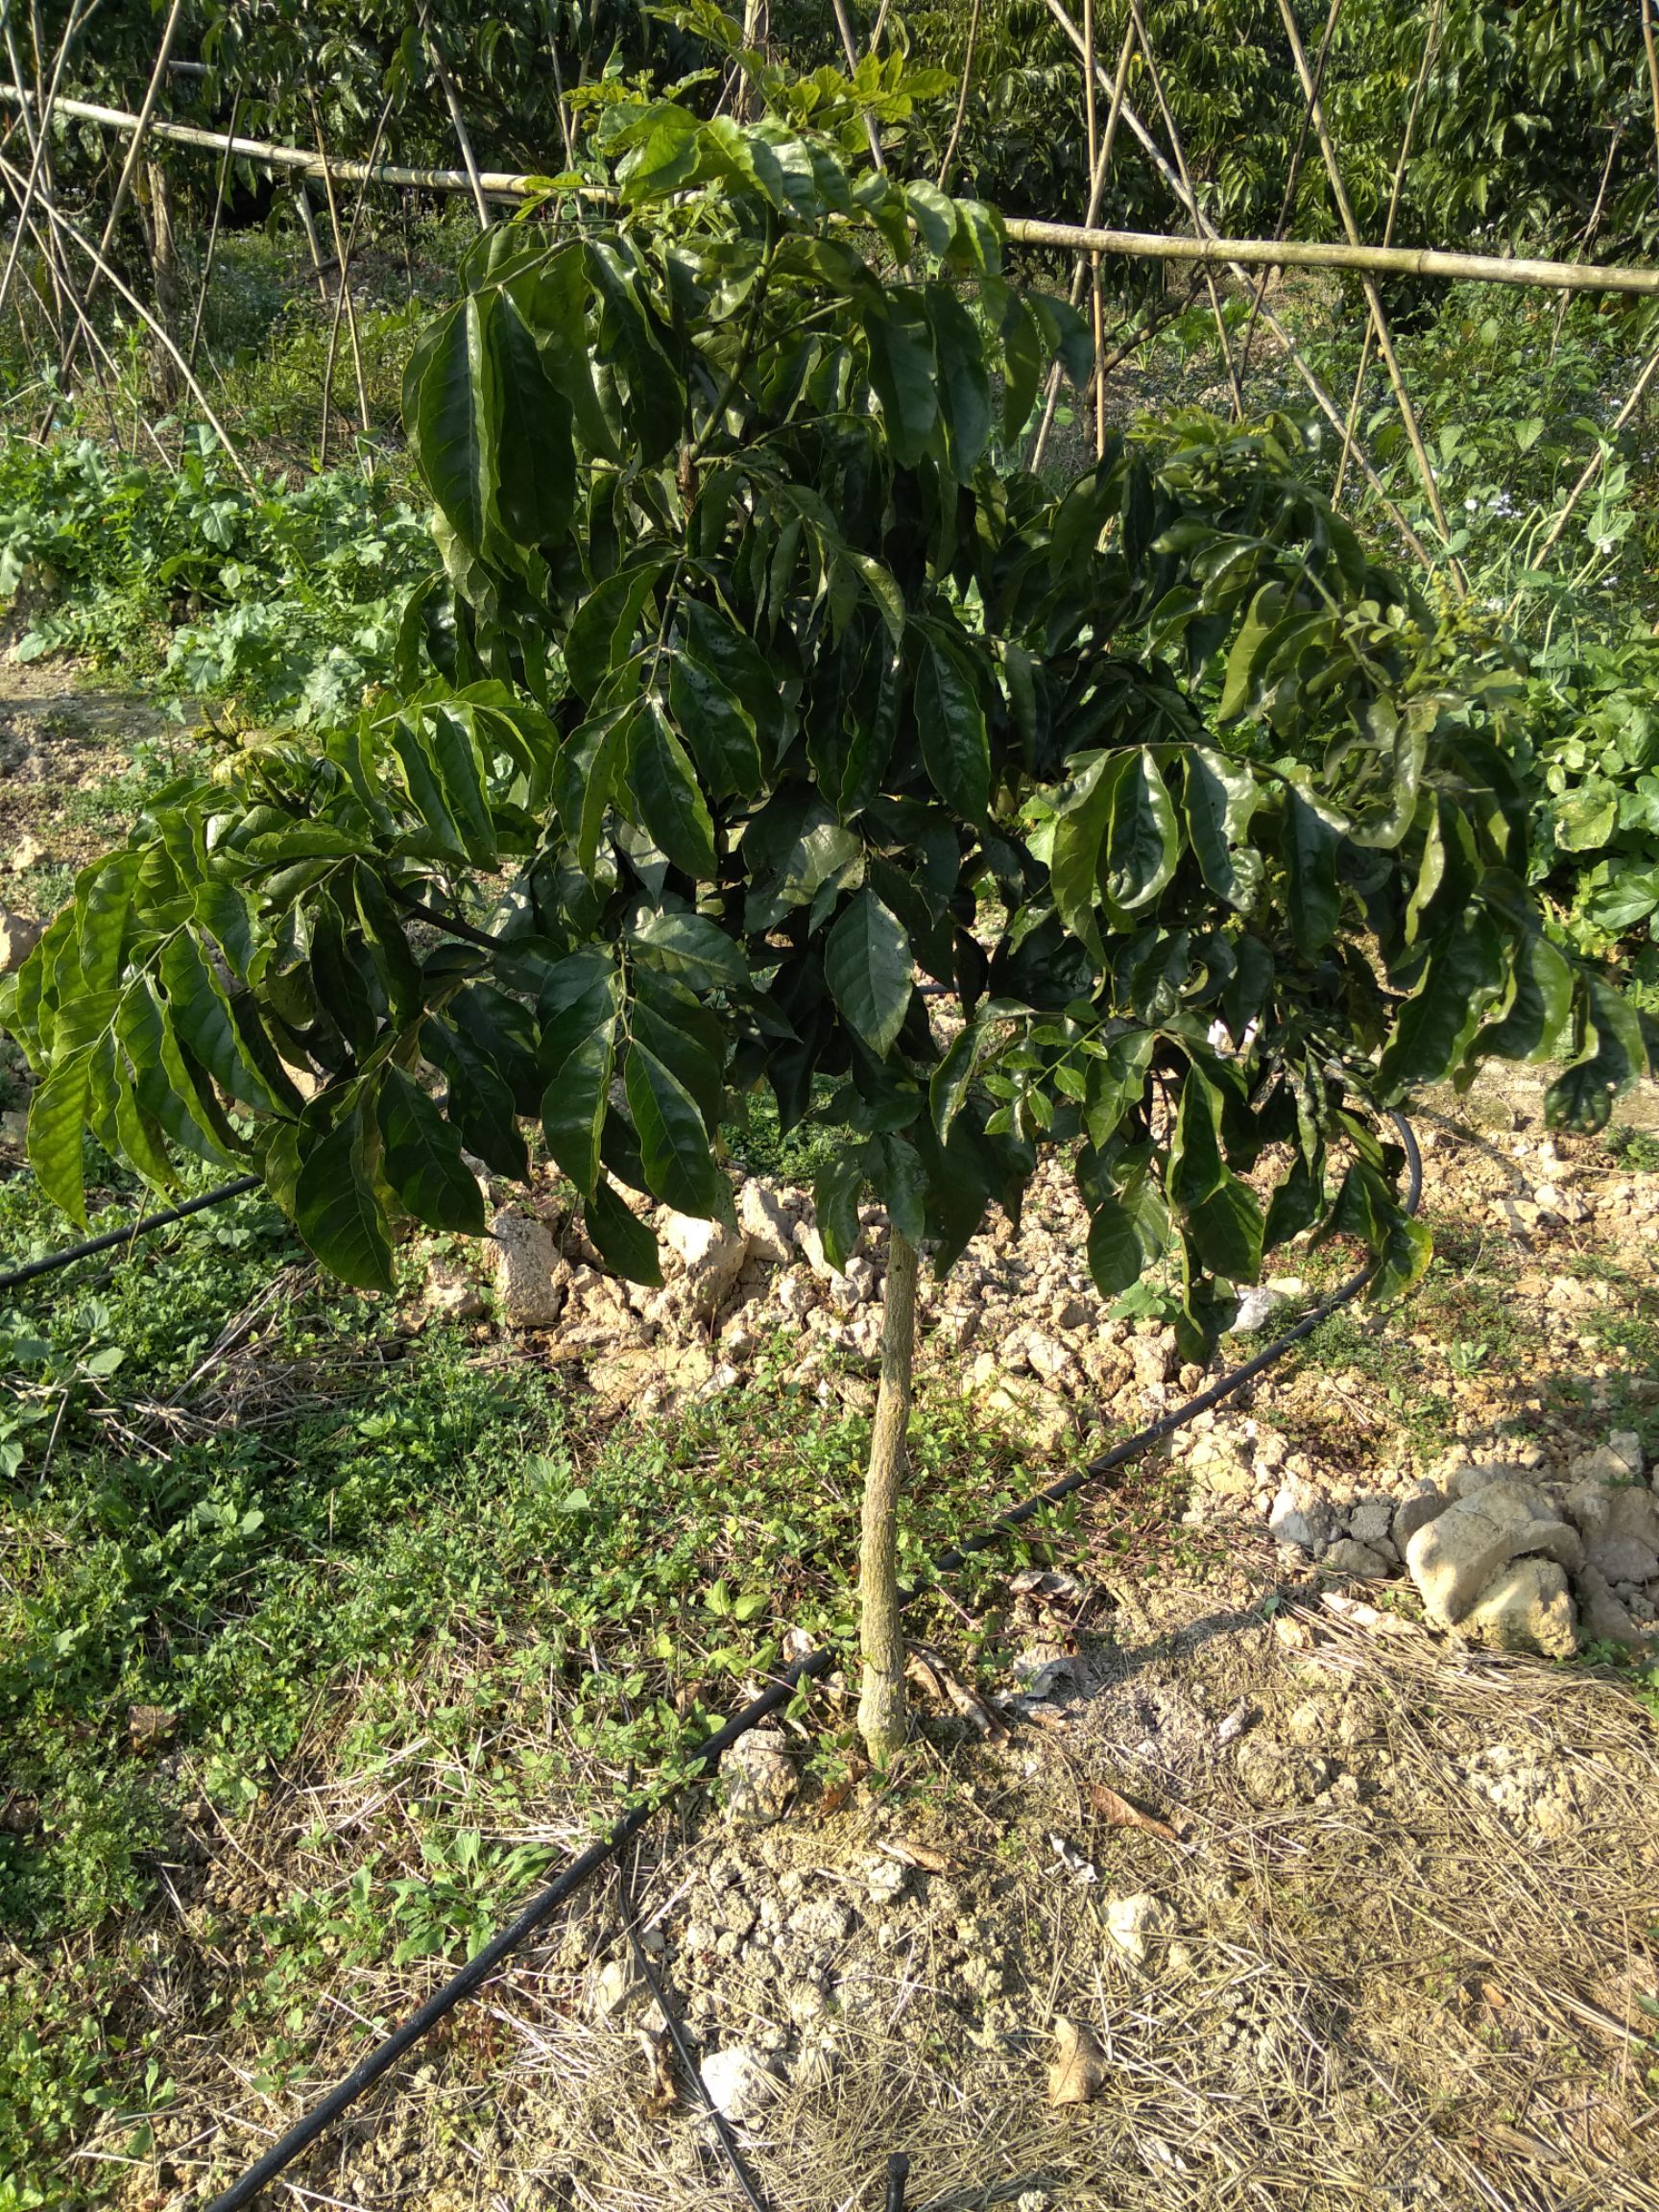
193;1113;1419;2212
0;1175;262;1296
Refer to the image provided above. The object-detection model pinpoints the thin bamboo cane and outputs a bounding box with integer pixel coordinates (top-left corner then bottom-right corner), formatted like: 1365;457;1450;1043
77;0;181;327
1643;0;1659;200
318;95;391;478
1238;0;1344;384
0;152;254;487
1;12;63;351
1122;0;1242;420
1334;0;1440;503
1274;0;1460;584
1082;0;1104;456
935;0;980;195
1549;126;1622;359
547;24;576;173
421;9;491;229
830;0;885;173
185;86;239;373
0;0;89;325
0;154;165;462
293;180;329;304
311;97;372;466
4;82;1659;301
1505;342;1659;618
1030;17;1135;470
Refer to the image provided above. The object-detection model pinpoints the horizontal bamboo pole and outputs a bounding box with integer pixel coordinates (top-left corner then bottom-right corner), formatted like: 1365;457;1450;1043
7;81;1659;300
1000;215;1659;299
0;84;561;201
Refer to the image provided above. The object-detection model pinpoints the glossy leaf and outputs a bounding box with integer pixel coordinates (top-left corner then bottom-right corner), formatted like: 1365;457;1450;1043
825;889;913;1058
378;1068;486;1235
294;1108;394;1292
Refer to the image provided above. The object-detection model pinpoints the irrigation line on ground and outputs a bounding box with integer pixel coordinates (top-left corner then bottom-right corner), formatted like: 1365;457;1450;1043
2;84;1658;300
196;1116;1421;2212
0;1175;262;1295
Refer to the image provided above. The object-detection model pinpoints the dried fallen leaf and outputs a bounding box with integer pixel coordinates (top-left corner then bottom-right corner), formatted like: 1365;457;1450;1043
1088;1781;1179;1842
905;1644;1009;1742
636;2025;676;2116
878;1838;960;1874
1047;2015;1108;2105
816;1759;867;1822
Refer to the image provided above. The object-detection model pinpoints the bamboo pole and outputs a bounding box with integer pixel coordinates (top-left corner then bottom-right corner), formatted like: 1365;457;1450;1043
1505;342;1659;618
3;82;1658;302
318;94;391;477
1644;0;1659;200
1124;0;1242;420
1274;0;1460;584
311;97;372;465
1334;0;1440;502
935;0;980;195
0;151;254;487
1082;0;1104;454
77;0;181;325
1030;18;1135;470
0;1;89;325
831;0;885;172
185;86;238;373
1238;0;1344;383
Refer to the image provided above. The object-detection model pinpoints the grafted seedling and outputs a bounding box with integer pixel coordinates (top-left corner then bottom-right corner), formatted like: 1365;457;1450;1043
4;44;1641;1763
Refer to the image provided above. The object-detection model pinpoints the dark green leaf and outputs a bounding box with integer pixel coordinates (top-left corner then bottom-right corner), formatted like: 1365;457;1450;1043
624;1041;721;1216
628;699;717;878
916;629;989;822
825;888;913;1058
378;1067;486;1234
585;1174;662;1285
294;1107;394;1291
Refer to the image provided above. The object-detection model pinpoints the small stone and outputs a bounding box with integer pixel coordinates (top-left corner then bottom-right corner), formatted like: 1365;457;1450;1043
9;831;45;873
423;1263;487;1322
1227;1285;1285;1334
699;2046;781;2126
723;1728;796;1825
786;1896;854;1946
0;907;42;974
1321;1537;1390;1579
1575;1564;1647;1649
738;1181;796;1266
1103;1891;1175;1968
1268;1482;1334;1552
1347;1498;1395;1549
662;1212;749;1311
1052;1295;1092;1333
491;1210;565;1328
1564;1475;1659;1586
590;1956;645;2020
1463;1558;1577;1660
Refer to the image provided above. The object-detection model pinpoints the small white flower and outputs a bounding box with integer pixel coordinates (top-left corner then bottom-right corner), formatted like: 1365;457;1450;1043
1595;534;1616;556
1465;495;1479;513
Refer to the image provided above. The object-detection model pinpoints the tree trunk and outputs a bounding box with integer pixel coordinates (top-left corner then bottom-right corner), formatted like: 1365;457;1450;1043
139;159;182;401
857;1224;918;1767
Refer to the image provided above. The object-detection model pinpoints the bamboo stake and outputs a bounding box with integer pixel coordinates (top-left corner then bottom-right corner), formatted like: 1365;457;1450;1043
311;96;372;466
78;0;181;325
0;153;254;487
1015;87;1437;568
0;12;63;350
1334;0;1439;502
185;86;239;373
1549;126;1622;358
1123;0;1243;421
1030;18;1137;471
317;94;391;477
1505;341;1659;618
293;180;329;304
830;0;885;172
5;83;1659;301
421;12;491;230
1274;0;1460;584
547;25;576;173
1238;0;1344;383
1643;0;1659;200
935;0;980;195
0;0;90;325
0;155;166;463
1082;0;1103;455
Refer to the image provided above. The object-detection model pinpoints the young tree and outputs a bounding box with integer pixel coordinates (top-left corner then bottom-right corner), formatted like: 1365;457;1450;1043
2;32;1642;1763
